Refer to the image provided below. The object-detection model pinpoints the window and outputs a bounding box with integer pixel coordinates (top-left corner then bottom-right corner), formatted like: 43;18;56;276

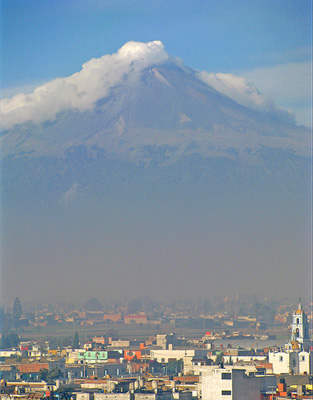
279;356;283;362
221;373;231;380
296;318;300;325
221;390;231;395
301;355;305;361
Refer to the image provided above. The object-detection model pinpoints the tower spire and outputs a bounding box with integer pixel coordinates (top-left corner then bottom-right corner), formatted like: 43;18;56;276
290;301;310;351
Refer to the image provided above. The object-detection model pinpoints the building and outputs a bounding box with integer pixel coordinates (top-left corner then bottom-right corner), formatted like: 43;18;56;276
78;351;108;364
269;302;313;375
150;349;208;363
200;367;276;400
289;302;310;352
124;314;148;324
268;351;299;375
299;351;313;374
103;314;122;323
156;334;177;350
223;349;266;364
94;394;130;400
111;340;130;348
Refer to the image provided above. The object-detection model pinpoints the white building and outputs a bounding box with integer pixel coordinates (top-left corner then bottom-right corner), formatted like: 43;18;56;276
0;350;22;358
269;303;312;375
200;367;275;400
156;333;177;350
150;349;196;363
268;351;298;374
290;303;310;351
299;351;313;374
269;350;313;375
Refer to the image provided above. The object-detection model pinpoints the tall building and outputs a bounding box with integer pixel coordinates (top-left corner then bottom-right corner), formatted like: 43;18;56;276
289;302;310;352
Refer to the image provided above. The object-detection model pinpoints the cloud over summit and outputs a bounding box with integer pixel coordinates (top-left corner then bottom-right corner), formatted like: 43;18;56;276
197;71;273;112
0;40;295;131
0;41;168;130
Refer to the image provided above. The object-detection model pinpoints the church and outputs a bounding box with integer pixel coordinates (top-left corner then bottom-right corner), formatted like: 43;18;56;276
288;302;311;352
269;302;312;374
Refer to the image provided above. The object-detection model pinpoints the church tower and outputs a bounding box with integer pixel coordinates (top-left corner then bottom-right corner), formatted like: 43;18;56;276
290;302;310;351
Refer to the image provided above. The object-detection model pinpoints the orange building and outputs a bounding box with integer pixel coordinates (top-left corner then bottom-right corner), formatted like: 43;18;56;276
103;313;122;322
124;313;148;324
124;350;142;361
17;363;49;373
92;336;106;345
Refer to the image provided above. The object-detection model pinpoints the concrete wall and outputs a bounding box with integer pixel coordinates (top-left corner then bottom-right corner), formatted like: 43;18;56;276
232;370;261;400
201;368;233;400
299;351;312;374
268;352;290;374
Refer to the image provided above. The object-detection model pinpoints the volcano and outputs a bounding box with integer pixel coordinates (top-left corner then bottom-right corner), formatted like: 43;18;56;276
0;41;307;161
0;41;310;301
1;41;309;210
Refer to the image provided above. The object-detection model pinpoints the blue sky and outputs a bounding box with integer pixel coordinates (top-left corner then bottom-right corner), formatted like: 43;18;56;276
1;0;312;125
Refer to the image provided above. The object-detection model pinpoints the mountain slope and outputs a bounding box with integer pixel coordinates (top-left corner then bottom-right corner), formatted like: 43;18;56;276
0;42;308;162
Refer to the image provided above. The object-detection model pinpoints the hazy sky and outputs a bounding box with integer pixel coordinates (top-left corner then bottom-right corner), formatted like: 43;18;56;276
1;0;312;306
2;0;312;125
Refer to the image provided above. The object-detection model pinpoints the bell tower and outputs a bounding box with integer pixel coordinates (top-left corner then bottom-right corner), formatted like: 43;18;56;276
290;302;310;351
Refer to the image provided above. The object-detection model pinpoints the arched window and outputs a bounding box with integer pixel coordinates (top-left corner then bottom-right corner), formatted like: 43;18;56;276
296;328;299;338
296;318;300;325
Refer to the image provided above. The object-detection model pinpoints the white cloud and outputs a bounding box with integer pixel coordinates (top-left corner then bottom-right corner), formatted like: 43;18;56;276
196;71;276;112
242;61;312;126
0;41;168;130
1;41;308;131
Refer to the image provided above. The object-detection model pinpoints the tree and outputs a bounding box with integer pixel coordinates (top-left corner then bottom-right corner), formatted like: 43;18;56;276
48;367;63;380
40;367;63;382
167;359;183;375
73;331;79;349
215;352;224;366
